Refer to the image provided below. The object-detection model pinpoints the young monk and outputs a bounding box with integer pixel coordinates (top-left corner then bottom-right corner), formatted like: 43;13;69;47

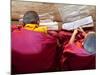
12;11;47;33
12;11;58;37
11;11;58;74
61;27;96;70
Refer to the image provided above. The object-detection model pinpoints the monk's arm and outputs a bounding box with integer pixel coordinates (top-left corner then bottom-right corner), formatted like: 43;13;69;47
68;29;78;44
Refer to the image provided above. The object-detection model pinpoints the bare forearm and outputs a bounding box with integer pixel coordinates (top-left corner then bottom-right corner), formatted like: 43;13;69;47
68;29;78;44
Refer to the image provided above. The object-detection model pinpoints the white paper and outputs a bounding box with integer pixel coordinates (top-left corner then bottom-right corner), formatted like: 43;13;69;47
62;16;94;30
40;22;58;26
40;22;58;30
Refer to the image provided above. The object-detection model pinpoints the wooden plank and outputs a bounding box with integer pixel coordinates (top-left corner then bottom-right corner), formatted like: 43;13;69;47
11;1;96;23
11;1;62;22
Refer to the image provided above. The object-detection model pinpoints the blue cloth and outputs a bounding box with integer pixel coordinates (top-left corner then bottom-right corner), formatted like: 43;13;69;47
83;32;96;54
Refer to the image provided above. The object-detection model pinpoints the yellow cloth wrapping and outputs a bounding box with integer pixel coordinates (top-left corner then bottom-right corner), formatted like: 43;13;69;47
24;24;48;33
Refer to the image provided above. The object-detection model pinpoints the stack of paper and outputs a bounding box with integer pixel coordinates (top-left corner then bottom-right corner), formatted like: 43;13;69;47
62;16;94;30
40;22;58;30
39;13;58;30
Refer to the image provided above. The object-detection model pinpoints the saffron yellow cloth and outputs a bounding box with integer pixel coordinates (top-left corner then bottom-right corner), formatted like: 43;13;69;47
24;24;48;33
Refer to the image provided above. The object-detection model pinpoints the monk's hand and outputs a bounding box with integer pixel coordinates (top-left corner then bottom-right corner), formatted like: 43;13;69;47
78;27;87;36
78;27;84;32
73;29;78;35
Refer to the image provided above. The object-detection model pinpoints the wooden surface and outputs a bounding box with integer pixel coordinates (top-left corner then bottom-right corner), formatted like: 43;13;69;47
11;1;96;22
11;1;62;22
11;0;96;30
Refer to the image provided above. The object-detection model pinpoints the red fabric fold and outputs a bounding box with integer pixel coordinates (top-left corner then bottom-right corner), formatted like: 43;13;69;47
12;28;57;74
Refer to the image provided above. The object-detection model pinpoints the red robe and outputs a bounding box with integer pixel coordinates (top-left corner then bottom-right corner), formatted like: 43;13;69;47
11;26;57;74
